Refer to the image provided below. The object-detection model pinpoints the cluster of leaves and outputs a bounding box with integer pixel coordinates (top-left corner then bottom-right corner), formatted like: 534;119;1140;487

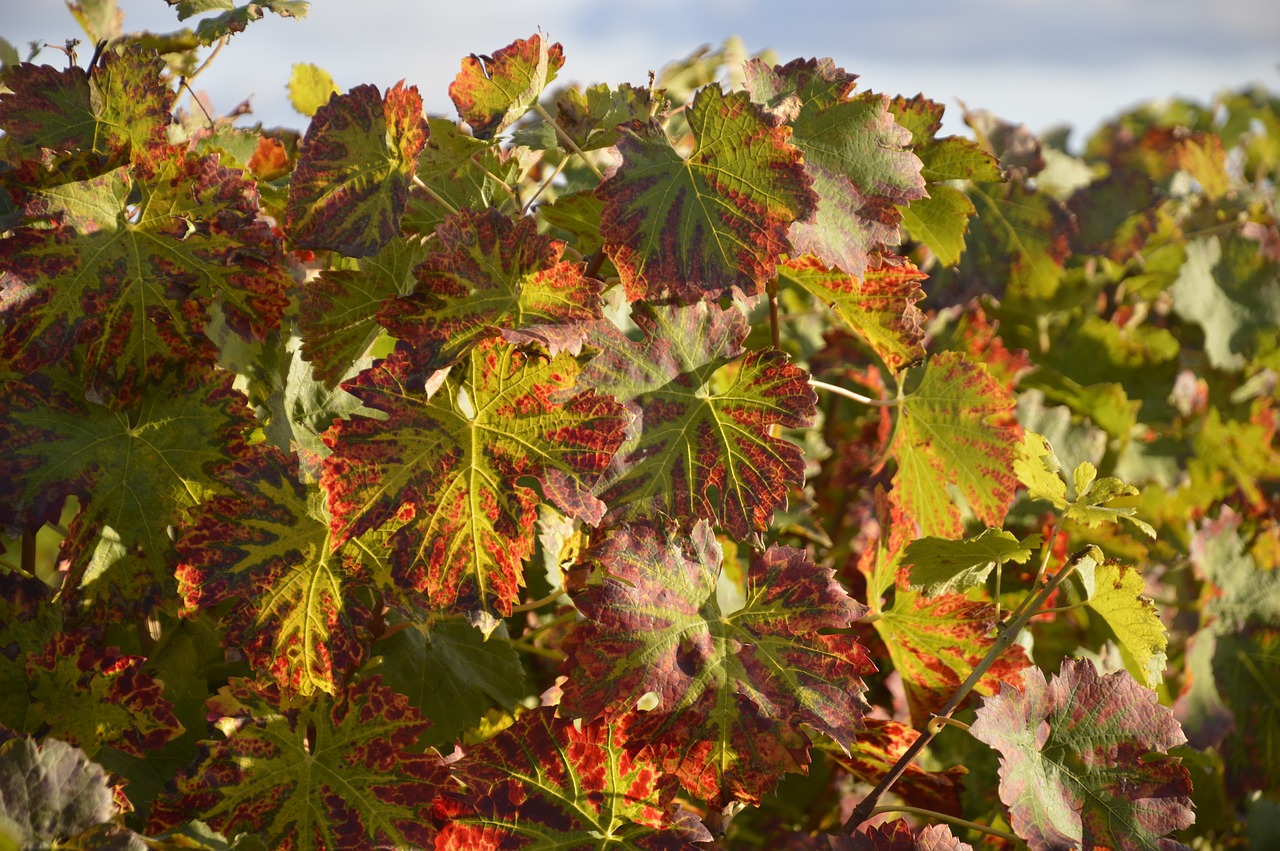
1;2;1278;848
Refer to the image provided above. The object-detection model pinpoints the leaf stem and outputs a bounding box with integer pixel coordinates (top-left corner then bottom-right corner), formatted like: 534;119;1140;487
522;155;571;214
532;102;605;181
926;715;970;734
867;806;1022;844
411;174;461;217
809;378;900;407
768;280;781;350
511;588;566;613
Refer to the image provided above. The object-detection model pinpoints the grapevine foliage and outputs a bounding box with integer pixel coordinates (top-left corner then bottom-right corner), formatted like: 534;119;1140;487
1;5;1279;850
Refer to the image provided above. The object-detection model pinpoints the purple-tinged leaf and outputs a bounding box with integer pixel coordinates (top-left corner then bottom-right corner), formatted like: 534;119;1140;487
834;820;974;851
0;736;116;847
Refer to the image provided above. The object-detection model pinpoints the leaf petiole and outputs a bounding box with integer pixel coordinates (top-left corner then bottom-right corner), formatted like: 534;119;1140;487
808;378;901;407
868;806;1022;844
532;102;605;181
411;173;461;216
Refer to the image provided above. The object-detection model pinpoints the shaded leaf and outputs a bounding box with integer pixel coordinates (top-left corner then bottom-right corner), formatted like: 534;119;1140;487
578;301;816;538
0;736;115;847
835;821;974;851
403;117;525;235
560;522;873;805
549;82;654;151
286;82;427;257
971;659;1194;851
903;528;1039;597
437;709;710;849
449;34;564;140
1170;234;1280;371
597;85;817;303
322;340;626;615
378;207;602;368
889;352;1020;538
821;719;965;816
744;58;925;276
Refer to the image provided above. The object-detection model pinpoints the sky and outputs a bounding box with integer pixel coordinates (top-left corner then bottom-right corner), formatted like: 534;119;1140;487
4;0;1279;148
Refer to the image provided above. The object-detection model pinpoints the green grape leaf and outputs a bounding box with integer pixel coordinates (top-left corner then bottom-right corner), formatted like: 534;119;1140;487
171;1;308;45
19;630;182;758
971;659;1194;851
1208;626;1280;795
449;34;563;140
1192;507;1280;631
889;351;1020;539
549;82;655;151
560;522;873;806
538;189;606;255
0;736;116;848
821;718;965;816
0;150;292;385
147;677;443;850
366;618;525;747
597;86;817;303
0;45;171;176
436;708;710;849
403;117;526;235
778;255;926;372
1189;406;1280;511
176;446;372;696
874;584;1030;727
0;574;61;730
322;340;626;616
577;301;816;538
0;365;253;611
744;58;925;276
903;528;1040;597
299;236;430;388
287;62;338;117
378;207;603;368
1075;560;1168;689
1066;461;1156;538
1014;430;1068;508
898;188;980;270
285;81;427;258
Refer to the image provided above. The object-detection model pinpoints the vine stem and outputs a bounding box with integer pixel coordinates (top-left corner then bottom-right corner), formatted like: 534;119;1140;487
842;544;1089;833
511;588;565;613
532;102;605;181
809;378;901;408
868;806;1022;844
768;280;781;349
411;174;461;216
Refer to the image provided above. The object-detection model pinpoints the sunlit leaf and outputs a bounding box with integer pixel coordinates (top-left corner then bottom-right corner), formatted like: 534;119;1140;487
449;34;564;140
903;528;1040;597
1076;559;1168;689
821;719;965;816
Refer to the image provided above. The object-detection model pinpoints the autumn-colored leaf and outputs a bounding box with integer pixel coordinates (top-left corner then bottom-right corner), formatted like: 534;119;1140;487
971;659;1194;851
578;301;816;538
148;677;443;850
322;340;626;615
0;149;291;386
597;85;817;303
286;81;427;257
744;58;926;276
449;34;564;140
779;255;926;372
403;117;527;234
550;82;655;151
560;522;873;805
889;351;1020;539
834;821;974;851
378;207;602;367
437;709;710;849
822;719;965;816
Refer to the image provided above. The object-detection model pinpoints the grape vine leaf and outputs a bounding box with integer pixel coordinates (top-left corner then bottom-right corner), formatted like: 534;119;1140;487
176;446;373;696
1075;559;1168;689
596;85;818;303
577;301;816;538
873;583;1030;727
299;236;430;387
821;718;965;816
777;255;927;373
366;617;525;747
0;149;292;385
0;364;253;611
436;708;710;849
285;81;428;257
322;340;626;615
834;821;973;851
174;1;309;45
971;659;1194;851
0;736;116;849
548;82;655;152
560;522;873;805
147;676;442;850
0;574;61;731
743;58;926;277
378;207;603;368
402;117;527;234
288;62;338;117
889;351;1020;539
903;528;1040;597
449;34;563;140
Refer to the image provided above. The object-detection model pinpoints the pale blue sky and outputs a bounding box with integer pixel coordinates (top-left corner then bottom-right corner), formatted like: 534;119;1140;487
6;0;1279;147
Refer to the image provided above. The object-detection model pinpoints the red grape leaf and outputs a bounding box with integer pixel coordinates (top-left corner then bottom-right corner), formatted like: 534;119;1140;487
176;446;373;696
322;340;626;615
299;236;430;387
560;522;873;806
0;364;253;612
744;58;925;277
597;85;817;303
286;81;427;257
449;34;564;140
834;821;974;851
778;255;926;373
0;148;291;386
889;351;1020;539
873;584;1029;727
821;719;964;816
378;207;602;368
148;676;443;850
436;709;710;850
971;659;1194;851
578;302;816;538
